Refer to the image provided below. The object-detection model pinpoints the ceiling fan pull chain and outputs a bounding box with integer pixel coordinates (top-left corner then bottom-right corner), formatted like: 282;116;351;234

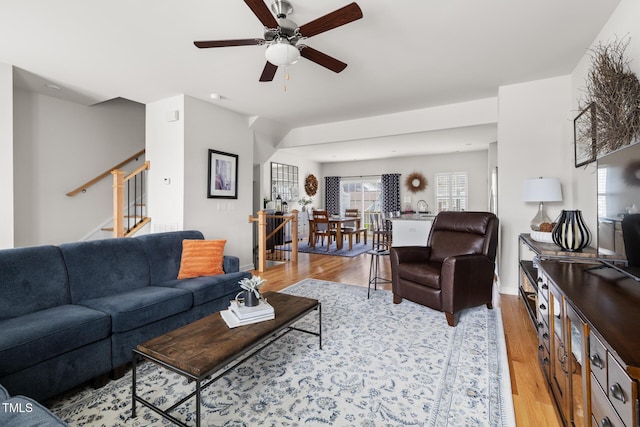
284;66;289;92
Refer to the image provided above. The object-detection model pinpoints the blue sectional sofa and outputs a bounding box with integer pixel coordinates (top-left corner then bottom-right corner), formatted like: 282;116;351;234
0;383;68;426
0;230;250;402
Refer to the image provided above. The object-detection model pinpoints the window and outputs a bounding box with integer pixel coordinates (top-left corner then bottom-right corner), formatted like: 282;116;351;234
435;172;468;212
597;166;607;218
341;176;382;228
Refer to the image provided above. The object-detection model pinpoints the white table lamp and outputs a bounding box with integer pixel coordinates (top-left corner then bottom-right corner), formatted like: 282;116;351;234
523;177;563;231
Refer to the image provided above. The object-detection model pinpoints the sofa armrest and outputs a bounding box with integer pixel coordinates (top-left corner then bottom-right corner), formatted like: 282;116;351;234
223;256;240;273
0;395;69;426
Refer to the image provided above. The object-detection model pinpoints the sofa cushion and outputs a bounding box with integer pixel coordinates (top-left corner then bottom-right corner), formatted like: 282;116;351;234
0;305;111;377
78;286;193;333
136;230;205;284
0;395;69;426
177;239;226;279
59;238;151;303
156;271;250;306
0;246;70;321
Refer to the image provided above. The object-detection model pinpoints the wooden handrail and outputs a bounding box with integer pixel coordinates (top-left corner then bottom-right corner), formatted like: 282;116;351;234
249;210;298;272
66;149;146;196
112;160;151;238
124;160;150;182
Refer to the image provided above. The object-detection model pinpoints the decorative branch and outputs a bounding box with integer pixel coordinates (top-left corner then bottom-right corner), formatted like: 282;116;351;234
579;36;640;157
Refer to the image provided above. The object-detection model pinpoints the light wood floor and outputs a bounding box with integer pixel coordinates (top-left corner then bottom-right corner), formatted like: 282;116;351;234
250;251;562;426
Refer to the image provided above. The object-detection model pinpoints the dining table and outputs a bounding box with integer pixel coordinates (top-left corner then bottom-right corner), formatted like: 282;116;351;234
309;216;362;251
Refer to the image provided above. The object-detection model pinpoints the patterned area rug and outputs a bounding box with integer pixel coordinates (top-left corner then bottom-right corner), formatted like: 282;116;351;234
47;279;515;426
293;241;371;257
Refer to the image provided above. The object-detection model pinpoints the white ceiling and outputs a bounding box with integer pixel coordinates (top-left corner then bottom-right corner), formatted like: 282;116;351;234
0;0;621;162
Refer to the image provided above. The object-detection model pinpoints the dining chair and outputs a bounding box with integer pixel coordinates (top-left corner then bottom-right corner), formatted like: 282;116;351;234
341;209;367;250
306;208;314;245
311;210;335;251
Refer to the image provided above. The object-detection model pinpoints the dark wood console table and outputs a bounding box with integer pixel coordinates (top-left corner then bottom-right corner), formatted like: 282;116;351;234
536;260;640;427
518;233;600;326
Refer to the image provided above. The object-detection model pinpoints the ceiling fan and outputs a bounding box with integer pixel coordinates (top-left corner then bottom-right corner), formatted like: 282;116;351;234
194;0;363;82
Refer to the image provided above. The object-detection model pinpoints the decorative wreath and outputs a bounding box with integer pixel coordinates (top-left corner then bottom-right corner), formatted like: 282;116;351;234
405;172;427;193
305;174;318;196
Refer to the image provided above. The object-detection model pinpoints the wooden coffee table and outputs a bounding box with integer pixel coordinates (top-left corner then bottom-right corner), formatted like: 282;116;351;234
131;291;321;427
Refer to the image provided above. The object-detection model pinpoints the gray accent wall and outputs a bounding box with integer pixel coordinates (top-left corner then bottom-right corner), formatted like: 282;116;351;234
13;91;145;246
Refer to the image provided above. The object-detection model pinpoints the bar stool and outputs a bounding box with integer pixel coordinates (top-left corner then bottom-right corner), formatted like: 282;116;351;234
367;247;390;298
367;212;391;298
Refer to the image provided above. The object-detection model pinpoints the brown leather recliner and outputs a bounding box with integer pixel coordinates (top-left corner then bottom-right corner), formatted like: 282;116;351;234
390;211;499;326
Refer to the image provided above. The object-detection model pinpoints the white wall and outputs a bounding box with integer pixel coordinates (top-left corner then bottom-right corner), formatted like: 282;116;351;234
321;150;489;213
183;96;254;270
0;63;13;249
13;91;145;246
279;98;498;149
570;0;640;234
146;95;255;270
497;76;573;295
146;95;185;232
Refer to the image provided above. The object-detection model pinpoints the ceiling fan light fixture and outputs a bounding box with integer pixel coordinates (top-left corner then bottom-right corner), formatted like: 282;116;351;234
265;40;300;66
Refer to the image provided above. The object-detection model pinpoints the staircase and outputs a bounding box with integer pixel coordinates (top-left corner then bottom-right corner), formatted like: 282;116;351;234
109;161;151;237
67;150;151;239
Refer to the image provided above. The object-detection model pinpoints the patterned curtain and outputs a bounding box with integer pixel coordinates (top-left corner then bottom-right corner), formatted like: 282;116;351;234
381;173;401;213
324;176;341;215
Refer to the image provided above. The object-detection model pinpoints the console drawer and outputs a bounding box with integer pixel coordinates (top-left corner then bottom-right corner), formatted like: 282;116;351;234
590;332;607;390
607;354;635;427
537;298;549;329
537;318;550;380
537;271;549;302
591;375;625;427
536;315;550;353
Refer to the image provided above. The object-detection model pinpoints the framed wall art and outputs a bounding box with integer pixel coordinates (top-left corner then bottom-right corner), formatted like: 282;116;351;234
207;149;238;199
574;103;597;168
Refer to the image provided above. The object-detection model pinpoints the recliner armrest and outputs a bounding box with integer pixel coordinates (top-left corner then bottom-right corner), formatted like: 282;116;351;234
390;246;432;265
440;254;495;311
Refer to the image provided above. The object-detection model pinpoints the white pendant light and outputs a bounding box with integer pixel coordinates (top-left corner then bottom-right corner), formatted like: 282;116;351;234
265;39;300;66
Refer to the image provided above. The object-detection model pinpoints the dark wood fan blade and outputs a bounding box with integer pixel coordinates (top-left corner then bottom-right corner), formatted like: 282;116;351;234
300;46;347;73
259;62;278;82
298;2;363;38
244;0;278;28
194;39;264;48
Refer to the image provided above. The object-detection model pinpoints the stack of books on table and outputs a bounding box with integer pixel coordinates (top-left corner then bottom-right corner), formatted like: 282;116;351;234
221;299;275;328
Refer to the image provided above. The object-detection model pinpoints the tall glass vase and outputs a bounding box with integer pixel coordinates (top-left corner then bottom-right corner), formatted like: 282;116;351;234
551;210;591;252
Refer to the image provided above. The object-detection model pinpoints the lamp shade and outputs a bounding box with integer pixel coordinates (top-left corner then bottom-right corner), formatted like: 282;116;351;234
265;40;300;66
522;178;562;202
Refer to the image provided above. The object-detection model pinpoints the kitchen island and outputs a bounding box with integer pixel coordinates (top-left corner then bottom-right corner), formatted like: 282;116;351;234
391;213;435;247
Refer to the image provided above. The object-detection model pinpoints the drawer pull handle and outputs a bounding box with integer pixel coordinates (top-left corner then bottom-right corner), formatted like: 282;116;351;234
609;383;626;403
541;284;548;290
600;417;612;427
538;345;544;352
542;333;549;340
589;353;605;369
539;303;547;310
537;322;543;329
537;277;542;283
543;357;549;366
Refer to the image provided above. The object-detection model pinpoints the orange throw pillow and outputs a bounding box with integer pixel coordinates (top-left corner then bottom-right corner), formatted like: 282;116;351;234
177;239;226;279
